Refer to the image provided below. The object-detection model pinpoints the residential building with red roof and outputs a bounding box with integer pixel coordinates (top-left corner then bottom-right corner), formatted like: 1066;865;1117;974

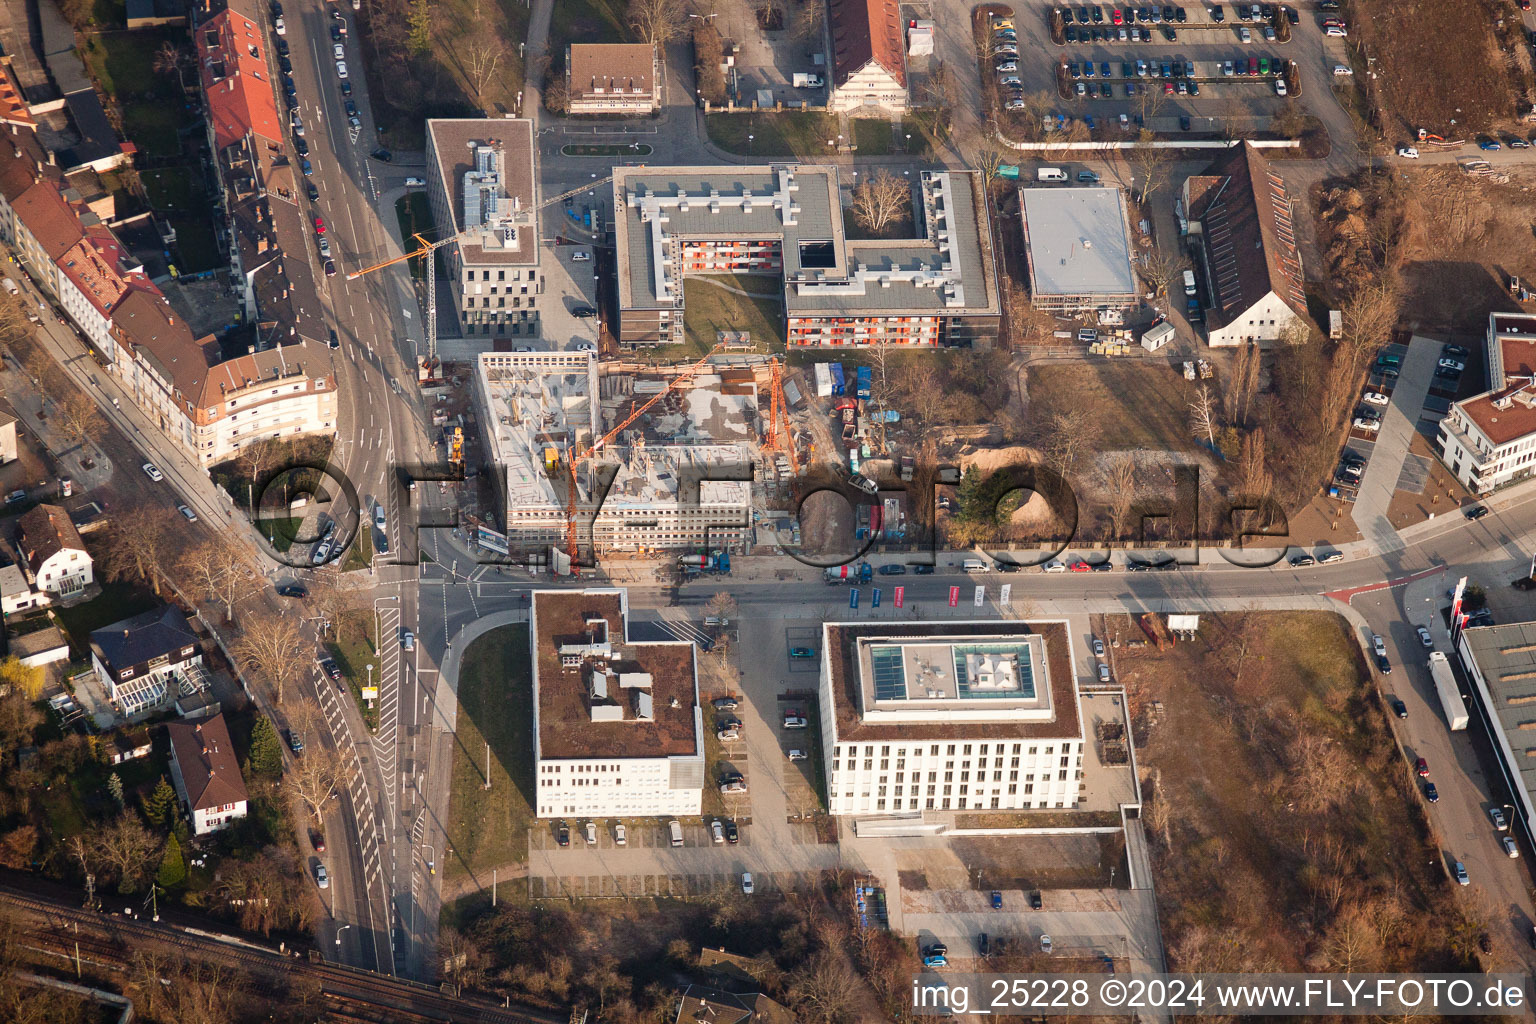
10;178;84;298
0;64;36;130
0;126;60;246
165;712;248;835
110;288;337;466
1183;142;1307;347
1438;312;1536;494
196;9;282;150
56;226;158;363
826;0;908;113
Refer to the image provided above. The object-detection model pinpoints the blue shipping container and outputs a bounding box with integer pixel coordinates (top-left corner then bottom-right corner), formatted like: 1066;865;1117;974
831;363;845;395
856;365;872;398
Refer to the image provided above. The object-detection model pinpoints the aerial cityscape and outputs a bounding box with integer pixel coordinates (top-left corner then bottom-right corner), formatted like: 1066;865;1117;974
0;0;1534;1018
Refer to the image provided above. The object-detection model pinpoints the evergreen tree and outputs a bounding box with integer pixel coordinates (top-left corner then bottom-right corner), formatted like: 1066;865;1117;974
143;777;176;828
247;716;283;778
157;832;186;888
107;772;124;809
954;465;986;524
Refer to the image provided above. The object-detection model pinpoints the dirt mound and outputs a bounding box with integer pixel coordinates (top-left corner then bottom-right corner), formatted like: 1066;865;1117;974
959;445;1042;476
1351;0;1531;135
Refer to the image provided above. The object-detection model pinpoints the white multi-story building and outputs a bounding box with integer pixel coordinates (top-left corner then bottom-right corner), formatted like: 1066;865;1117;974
531;589;704;818
55;228;154;364
476;351;753;558
1438;312;1536;494
424;119;540;340
817;620;1085;816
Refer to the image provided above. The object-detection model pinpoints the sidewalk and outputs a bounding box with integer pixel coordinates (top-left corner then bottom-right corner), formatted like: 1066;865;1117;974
0;356;113;493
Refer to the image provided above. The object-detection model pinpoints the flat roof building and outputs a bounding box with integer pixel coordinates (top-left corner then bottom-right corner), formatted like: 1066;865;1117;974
1018;186;1138;312
816;619;1085;816
1438;312;1536;494
1455;620;1536;859
565;44;659;115
612;164;1000;350
475;351;752;559
531;589;703;818
424;119;540;341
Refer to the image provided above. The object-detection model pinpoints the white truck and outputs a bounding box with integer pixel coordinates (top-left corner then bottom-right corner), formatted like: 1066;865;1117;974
793;73;823;88
1428;651;1469;731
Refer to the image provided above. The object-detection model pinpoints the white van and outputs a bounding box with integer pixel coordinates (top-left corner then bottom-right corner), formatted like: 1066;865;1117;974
668;819;683;847
962;558;988;572
0;278;17;295
1182;269;1197;296
1037;167;1068;182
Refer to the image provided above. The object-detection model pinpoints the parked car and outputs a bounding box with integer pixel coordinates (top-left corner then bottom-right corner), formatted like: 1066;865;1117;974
556;822;570;846
1388;696;1408;719
1400;142;1425;157
1092;637;1105;657
789;647;816;658
878;564;906;575
1491;807;1509;831
992;890;1005;909
1375;653;1392;675
277;583;307;598
712;696;739;711
142;462;163;481
1504;836;1520;858
177;504;198;522
1415;756;1429;778
788;749;808;761
1465;505;1490;520
1353;417;1380;432
1453;860;1468;885
741;873;754;894
711;819;725;844
783;715;808;729
1416;626;1433;648
614;823;627;845
1361;391;1389;405
725;819;738;843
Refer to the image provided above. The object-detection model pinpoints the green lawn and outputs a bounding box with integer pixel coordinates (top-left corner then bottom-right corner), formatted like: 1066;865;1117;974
141;166;199;213
680;275;785;357
445;627;533;882
560;143;654;156
258;516;301;553
53;580;159;655
324;611;379;731
340;522;373;572
705;111;842;157
852;117;935;156
168;217;220;274
549;0;630;46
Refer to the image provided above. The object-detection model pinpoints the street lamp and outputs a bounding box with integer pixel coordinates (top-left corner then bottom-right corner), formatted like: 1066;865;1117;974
905;132;912;151
747;133;754;153
336;924;353;947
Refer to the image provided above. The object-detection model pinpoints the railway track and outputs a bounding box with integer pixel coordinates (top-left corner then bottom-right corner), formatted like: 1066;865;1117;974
1;885;561;1024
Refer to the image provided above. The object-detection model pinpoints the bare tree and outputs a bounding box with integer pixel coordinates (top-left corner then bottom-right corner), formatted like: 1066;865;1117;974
1228;340;1261;426
285;743;354;824
1338;278;1400;379
0;295;30;344
705;591;738;623
18;343;64;412
152;41;189;96
92;812;161;893
1143;249;1189;298
900;360;943;426
458;36;506;110
1130;130;1172;204
1105;453;1139;538
789;948;861;1024
849;170;909;235
1189;383;1218;450
55;391;101;451
793;0;824;40
180;536;259;622
1045;408;1102;477
98;506;174;596
1235;428;1272;500
627;0;685;46
234;613;307;704
968;129;1010;191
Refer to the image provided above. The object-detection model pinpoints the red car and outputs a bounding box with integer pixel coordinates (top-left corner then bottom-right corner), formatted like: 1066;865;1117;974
1247;57;1259;75
313;215;326;234
1111;8;1123;23
1415;757;1429;778
1163;82;1174;94
1069;560;1092;572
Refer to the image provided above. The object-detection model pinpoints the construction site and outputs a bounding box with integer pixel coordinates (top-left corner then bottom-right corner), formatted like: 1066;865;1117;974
466;341;921;571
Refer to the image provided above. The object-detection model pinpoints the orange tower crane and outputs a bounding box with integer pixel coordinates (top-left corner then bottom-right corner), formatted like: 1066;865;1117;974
564;344;724;571
759;357;800;475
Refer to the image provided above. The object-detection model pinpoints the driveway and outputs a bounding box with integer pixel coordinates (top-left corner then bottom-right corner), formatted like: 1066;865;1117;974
1352;336;1439;553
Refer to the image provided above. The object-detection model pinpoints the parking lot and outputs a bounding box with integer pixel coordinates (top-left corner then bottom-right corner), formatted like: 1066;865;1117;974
980;1;1371;137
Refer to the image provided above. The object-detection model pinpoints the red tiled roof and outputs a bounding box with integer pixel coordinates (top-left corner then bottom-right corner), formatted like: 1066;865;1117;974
1458;334;1536;446
57;227;157;319
12;180;83;259
166;713;248;812
1186;143;1305;332
197;10;282;149
827;0;906;87
0;65;35;128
